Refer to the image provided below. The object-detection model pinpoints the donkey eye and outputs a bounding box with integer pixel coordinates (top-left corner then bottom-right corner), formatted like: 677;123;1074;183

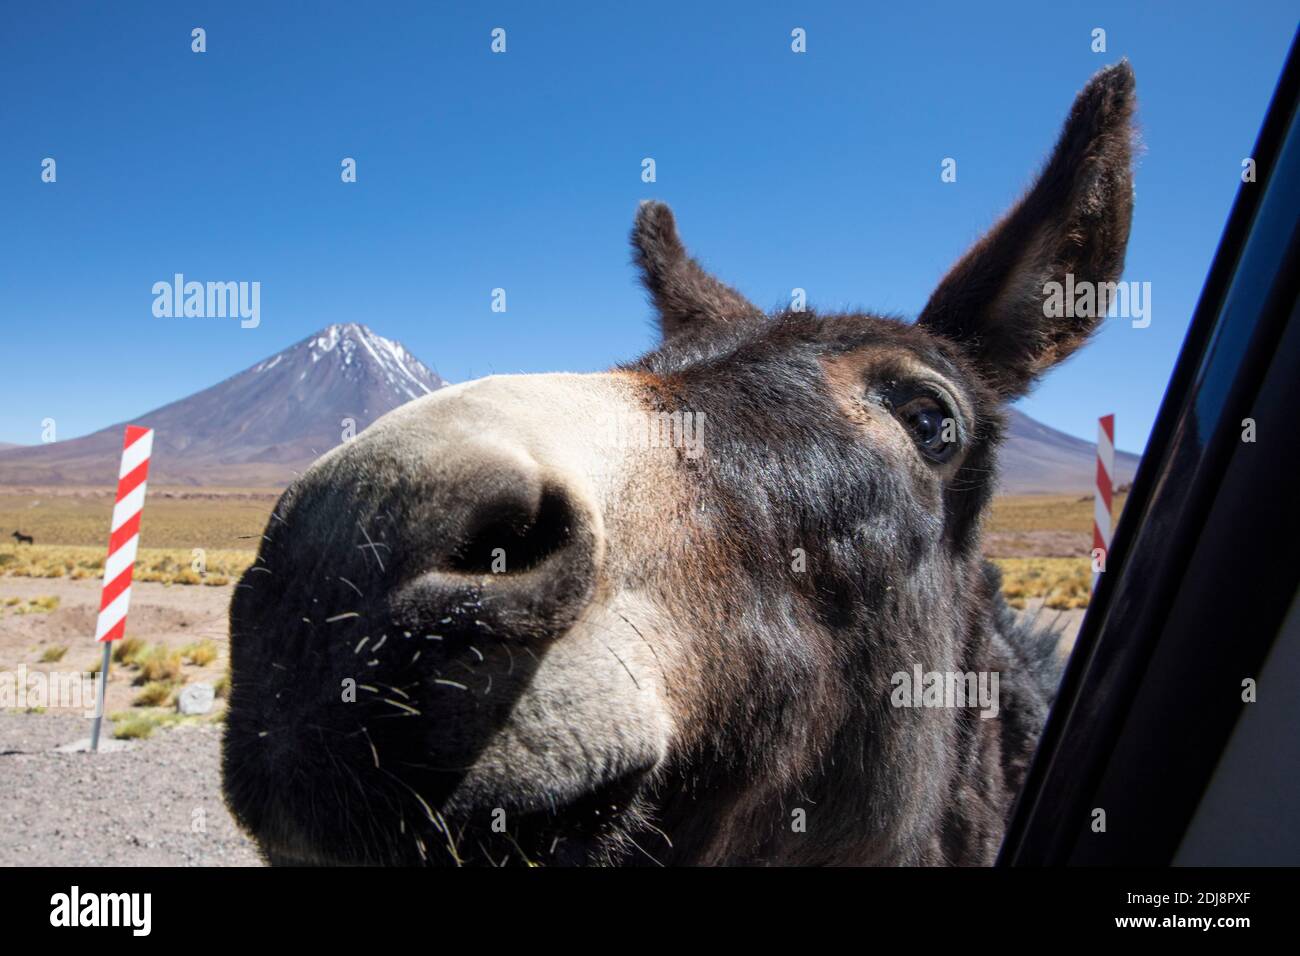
894;396;958;462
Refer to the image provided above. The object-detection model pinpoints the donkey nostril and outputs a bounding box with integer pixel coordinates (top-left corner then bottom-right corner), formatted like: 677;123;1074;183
447;486;576;575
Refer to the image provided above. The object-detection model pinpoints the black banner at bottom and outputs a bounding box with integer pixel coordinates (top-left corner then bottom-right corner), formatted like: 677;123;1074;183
0;866;1285;940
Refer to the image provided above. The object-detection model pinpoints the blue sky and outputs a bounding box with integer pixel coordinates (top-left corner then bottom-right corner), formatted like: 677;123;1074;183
1;2;1295;453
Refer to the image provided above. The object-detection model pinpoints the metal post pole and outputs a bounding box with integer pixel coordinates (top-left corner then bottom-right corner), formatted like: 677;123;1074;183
90;641;112;752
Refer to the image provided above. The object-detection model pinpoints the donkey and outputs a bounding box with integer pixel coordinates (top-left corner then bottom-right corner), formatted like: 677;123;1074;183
223;63;1135;866
11;531;33;546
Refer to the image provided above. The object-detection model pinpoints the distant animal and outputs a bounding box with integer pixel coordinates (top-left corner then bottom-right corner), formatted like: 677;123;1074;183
11;531;33;546
224;63;1137;865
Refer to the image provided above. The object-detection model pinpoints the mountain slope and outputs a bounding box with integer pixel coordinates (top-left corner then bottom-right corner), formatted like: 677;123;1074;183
1001;408;1140;493
0;324;444;487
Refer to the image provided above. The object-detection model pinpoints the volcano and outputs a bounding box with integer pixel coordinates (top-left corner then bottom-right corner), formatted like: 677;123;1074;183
0;324;445;487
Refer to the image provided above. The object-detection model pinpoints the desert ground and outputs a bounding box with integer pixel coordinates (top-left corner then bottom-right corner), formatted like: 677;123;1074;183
0;486;1113;866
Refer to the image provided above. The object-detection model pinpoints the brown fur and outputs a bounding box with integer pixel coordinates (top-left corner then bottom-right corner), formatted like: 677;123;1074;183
222;63;1135;866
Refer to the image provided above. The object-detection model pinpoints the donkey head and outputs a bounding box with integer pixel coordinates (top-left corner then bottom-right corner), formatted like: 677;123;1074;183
223;64;1135;866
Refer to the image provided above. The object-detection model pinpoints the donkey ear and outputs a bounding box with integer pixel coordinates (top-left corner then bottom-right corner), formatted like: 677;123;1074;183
917;62;1136;399
632;201;762;341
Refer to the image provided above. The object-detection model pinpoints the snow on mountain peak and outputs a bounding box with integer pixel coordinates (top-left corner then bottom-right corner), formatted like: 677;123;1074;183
269;324;444;400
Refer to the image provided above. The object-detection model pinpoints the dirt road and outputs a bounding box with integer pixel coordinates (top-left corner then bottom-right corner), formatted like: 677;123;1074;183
0;576;259;865
0;712;260;866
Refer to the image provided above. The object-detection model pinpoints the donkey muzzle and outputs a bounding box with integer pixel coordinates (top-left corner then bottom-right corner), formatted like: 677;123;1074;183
221;374;668;865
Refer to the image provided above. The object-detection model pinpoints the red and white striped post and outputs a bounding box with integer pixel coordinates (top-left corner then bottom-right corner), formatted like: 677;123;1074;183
90;425;154;751
1092;414;1114;591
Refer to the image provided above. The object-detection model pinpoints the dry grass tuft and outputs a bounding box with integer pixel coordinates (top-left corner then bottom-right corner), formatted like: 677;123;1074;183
113;716;157;740
183;640;219;667
132;645;184;685
112;636;145;665
132;681;175;707
2;595;61;615
994;557;1092;610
